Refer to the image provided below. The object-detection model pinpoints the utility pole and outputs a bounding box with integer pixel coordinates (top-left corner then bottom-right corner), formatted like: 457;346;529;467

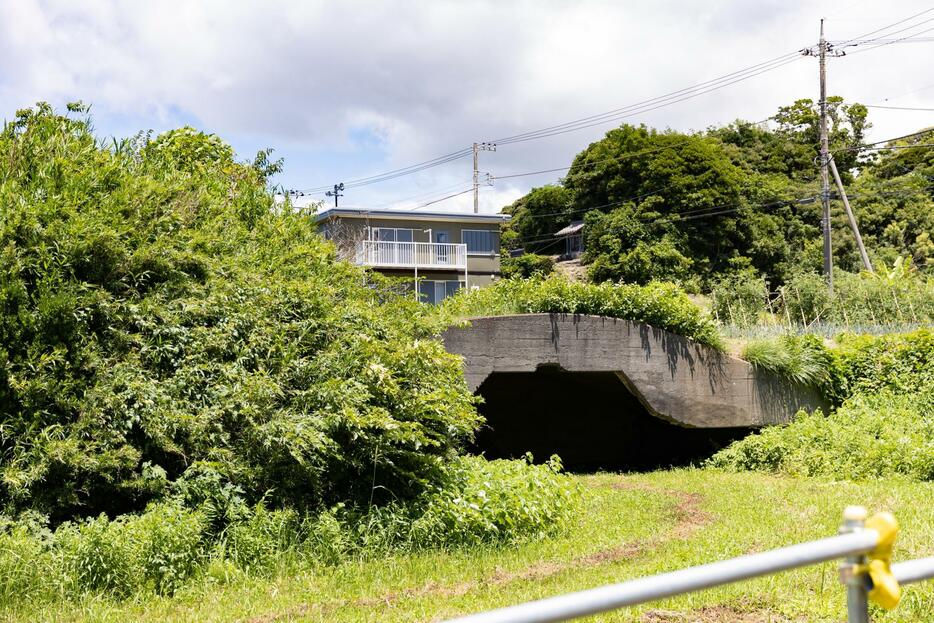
802;20;874;284
830;158;874;273
803;21;840;290
326;182;344;208
817;19;834;290
472;142;496;213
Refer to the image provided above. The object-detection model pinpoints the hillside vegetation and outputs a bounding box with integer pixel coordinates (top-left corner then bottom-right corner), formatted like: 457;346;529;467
0;104;580;609
712;329;934;479
503;99;932;290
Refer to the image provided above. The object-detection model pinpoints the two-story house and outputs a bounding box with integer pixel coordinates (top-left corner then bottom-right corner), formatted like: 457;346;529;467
316;207;510;304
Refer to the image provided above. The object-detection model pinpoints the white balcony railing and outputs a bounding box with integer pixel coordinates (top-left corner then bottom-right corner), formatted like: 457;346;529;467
357;240;468;270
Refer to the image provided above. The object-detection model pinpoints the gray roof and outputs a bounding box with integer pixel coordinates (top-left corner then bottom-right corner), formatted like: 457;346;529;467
315;206;510;224
554;221;584;237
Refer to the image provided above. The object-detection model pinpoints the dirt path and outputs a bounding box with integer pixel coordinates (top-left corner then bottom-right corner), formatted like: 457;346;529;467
247;476;713;623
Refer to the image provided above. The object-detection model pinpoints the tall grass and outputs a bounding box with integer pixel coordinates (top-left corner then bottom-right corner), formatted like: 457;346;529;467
710;269;934;336
741;335;834;389
0;456;578;610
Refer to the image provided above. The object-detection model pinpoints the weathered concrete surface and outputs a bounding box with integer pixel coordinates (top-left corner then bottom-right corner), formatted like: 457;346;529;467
442;314;828;428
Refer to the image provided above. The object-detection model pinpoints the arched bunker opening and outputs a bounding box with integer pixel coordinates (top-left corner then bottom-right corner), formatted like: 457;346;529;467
471;366;747;471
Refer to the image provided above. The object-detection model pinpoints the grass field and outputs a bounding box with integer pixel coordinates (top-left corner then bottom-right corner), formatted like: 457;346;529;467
11;470;934;623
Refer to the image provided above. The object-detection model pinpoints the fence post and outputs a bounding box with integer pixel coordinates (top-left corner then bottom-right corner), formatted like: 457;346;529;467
841;506;871;623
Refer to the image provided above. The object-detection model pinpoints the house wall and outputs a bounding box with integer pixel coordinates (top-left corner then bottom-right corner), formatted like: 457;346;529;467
319;215;502;276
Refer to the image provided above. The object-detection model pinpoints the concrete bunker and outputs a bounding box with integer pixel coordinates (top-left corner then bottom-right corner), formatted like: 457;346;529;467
472;366;745;470
443;314;828;470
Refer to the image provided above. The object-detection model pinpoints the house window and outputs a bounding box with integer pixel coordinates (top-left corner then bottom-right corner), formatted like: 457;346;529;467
372;227;414;242
462;229;497;255
418;280;462;304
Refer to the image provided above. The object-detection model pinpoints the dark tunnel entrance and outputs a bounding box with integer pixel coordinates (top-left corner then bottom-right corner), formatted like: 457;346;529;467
471;367;748;471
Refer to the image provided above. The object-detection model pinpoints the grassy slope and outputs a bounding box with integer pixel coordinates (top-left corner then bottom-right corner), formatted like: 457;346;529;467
13;471;934;623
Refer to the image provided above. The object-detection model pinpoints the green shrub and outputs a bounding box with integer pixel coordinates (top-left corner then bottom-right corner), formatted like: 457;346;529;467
710;272;768;328
0;521;58;606
0;104;478;520
779;270;934;327
833;329;934;398
437;275;722;349
500;254;555;279
708;389;934;480
130;503;207;594
57;515;139;596
410;455;577;547
54;503;206;597
739;329;934;404
305;455;579;556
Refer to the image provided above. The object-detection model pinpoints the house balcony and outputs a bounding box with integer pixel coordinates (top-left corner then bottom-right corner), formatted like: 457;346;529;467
356;240;468;270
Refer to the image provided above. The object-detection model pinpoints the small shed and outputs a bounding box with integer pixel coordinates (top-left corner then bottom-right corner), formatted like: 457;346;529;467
554;220;584;259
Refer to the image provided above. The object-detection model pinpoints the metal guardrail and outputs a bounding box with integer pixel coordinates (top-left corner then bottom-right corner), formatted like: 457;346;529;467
444;506;934;623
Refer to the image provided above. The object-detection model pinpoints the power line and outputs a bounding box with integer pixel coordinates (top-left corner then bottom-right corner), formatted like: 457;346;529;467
288;8;934;198
509;183;933;250
833;128;934;152
864;104;934;111
843;24;934;57
493;57;803;145
371;178;475;208
881;82;934;102
835;7;934;46
491;140;696;181
298;149;472;193
411;187;478;210
493;116;776;182
860;143;934;151
287;50;805;194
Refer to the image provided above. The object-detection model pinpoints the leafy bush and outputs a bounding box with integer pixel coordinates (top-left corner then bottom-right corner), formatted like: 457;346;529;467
500;254;555;279
709;272;769;328
409;455;577;547
55;503;206;596
224;506;299;575
708;389;934;480
437;275;722;349
833;329;934;398
0;456;578;609
0;104;478;520
739;329;933;404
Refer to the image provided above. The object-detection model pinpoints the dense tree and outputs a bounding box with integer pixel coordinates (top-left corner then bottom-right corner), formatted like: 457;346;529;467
0;104;478;521
500;99;932;286
500;185;572;254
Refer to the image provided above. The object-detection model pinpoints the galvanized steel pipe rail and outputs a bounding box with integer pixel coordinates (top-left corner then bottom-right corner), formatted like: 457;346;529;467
443;506;934;623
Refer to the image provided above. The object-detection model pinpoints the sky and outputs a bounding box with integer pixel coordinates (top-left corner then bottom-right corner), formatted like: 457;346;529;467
1;0;933;214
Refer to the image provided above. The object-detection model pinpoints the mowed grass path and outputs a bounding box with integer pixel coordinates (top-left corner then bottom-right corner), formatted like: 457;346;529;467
16;471;934;623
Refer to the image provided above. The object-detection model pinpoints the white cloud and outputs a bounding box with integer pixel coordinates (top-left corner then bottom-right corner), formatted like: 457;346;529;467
1;0;932;212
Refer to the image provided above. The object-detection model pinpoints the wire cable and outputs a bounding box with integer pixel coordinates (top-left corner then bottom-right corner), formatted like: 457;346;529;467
493;57;802;145
865;104;934;111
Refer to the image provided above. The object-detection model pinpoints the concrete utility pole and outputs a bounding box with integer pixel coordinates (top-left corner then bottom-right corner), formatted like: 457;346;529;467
817;19;834;290
802;20;874;284
830;158;874;272
472;142;496;213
